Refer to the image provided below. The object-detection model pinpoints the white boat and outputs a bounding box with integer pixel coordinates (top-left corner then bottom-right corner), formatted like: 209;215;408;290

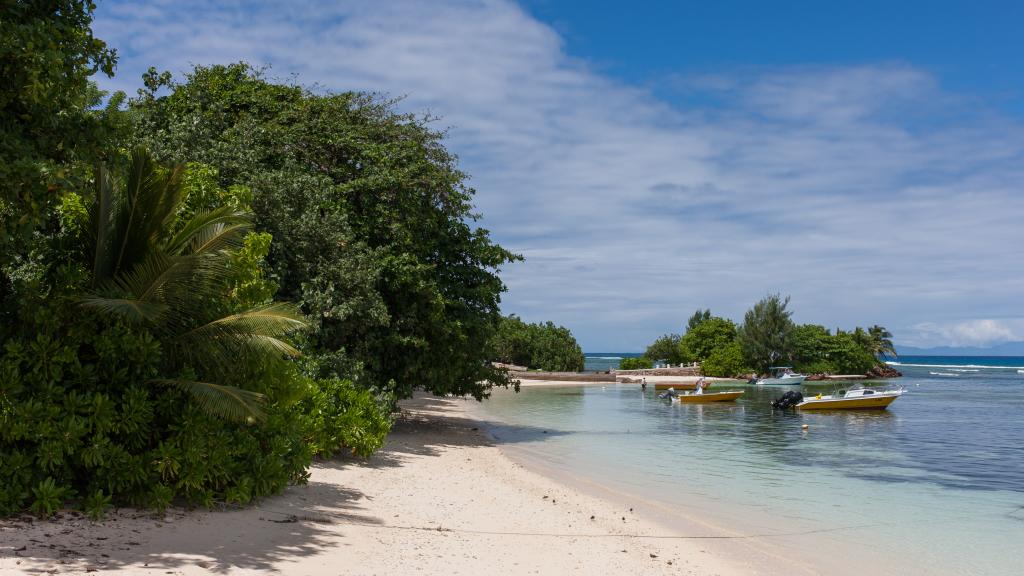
755;366;807;386
796;386;904;410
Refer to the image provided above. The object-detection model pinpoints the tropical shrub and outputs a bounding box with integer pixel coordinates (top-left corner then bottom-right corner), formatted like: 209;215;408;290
0;297;313;517
618;357;654;370
302;378;392;458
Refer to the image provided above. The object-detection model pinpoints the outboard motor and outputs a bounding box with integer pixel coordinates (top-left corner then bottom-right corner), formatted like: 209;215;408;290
771;390;804;409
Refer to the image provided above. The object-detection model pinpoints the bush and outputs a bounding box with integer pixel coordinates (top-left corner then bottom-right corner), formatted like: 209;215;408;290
0;302;313;517
618;357;653;370
302;378;392;458
700;342;750;377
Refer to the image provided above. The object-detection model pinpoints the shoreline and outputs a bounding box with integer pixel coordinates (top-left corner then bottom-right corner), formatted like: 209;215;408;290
2;395;755;576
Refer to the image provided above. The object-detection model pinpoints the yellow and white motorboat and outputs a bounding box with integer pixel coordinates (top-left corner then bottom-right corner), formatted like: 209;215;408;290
672;390;744;403
796;387;903;410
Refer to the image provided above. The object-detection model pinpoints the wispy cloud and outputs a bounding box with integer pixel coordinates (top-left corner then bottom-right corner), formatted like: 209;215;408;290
94;0;1024;350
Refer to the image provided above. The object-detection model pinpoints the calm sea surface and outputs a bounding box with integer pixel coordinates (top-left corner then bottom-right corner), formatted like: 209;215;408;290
474;355;1024;575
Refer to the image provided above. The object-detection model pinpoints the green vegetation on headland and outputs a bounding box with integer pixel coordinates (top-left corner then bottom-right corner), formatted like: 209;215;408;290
637;295;896;377
491;315;584;372
0;3;516;518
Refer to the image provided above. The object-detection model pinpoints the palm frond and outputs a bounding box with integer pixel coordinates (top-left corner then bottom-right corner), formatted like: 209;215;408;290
180;303;308;340
89;164;117;284
168;304;306;379
151;378;266;423
165;206;252;256
113;149;185;274
79;296;169;323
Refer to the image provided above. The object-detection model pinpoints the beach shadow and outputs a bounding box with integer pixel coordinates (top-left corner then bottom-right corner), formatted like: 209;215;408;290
1;476;376;574
322;394;568;471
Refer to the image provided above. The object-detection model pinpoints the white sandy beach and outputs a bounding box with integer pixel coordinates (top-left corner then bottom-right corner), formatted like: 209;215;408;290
0;395;807;576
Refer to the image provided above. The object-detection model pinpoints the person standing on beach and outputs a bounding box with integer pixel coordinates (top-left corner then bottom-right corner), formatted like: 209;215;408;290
641;378;647;391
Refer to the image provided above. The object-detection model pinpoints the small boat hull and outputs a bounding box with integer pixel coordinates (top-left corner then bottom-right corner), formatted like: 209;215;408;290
797;394;899;410
674;391;744;403
653;382;696;390
756;376;807;386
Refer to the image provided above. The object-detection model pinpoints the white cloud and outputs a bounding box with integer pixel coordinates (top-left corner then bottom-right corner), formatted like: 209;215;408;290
908;320;1021;348
93;0;1024;350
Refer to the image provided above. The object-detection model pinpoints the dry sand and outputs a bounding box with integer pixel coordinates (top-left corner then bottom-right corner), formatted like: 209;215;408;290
1;395;785;576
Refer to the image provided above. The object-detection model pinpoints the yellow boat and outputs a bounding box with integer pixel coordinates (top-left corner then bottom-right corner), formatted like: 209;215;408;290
672;390;744;403
796;387;903;410
653;382;696;390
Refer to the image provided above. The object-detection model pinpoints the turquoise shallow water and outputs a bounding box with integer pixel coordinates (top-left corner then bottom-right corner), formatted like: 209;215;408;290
475;359;1024;575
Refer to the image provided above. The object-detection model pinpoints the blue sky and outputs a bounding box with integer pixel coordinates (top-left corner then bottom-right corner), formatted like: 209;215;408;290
93;0;1024;351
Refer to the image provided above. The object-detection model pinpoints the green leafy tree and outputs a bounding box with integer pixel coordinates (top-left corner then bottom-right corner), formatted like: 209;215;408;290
686;309;712;332
700;341;750;377
81;148;306;421
791;324;834;372
128;63;519;400
491;315;584;371
680;317;738;362
825;331;879;374
738;294;795;373
0;0;121;326
644;333;682;364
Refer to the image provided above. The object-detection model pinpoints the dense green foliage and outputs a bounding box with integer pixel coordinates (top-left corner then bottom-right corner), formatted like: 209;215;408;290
700;341;750;377
633;300;892;377
644;334;683;364
680;317;738;363
491;315;584;371
686;309;712;332
82;148;307;421
618;357;654;370
738;294;796;373
1;4;517;518
0;0;118;265
0;274;313;517
126;63;520;400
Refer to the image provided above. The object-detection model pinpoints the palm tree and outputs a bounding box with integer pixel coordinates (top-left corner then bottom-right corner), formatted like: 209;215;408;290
81;147;306;422
867;325;897;359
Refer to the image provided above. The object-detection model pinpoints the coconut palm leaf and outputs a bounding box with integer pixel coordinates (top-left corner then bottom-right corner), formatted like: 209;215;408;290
172;303;307;374
111;149;184;277
80;148;308;423
79;296;169;324
165;206;251;256
151;378;266;423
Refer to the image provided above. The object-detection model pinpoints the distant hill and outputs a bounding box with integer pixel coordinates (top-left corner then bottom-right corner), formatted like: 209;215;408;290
895;341;1024;356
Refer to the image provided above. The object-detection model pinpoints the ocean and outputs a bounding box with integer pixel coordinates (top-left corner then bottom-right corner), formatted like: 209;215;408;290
474;355;1024;575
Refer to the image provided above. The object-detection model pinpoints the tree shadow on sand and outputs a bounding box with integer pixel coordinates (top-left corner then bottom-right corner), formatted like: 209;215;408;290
0;395;560;574
321;394;568;471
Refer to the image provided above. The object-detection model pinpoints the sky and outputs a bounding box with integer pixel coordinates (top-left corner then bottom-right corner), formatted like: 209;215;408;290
92;0;1024;351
